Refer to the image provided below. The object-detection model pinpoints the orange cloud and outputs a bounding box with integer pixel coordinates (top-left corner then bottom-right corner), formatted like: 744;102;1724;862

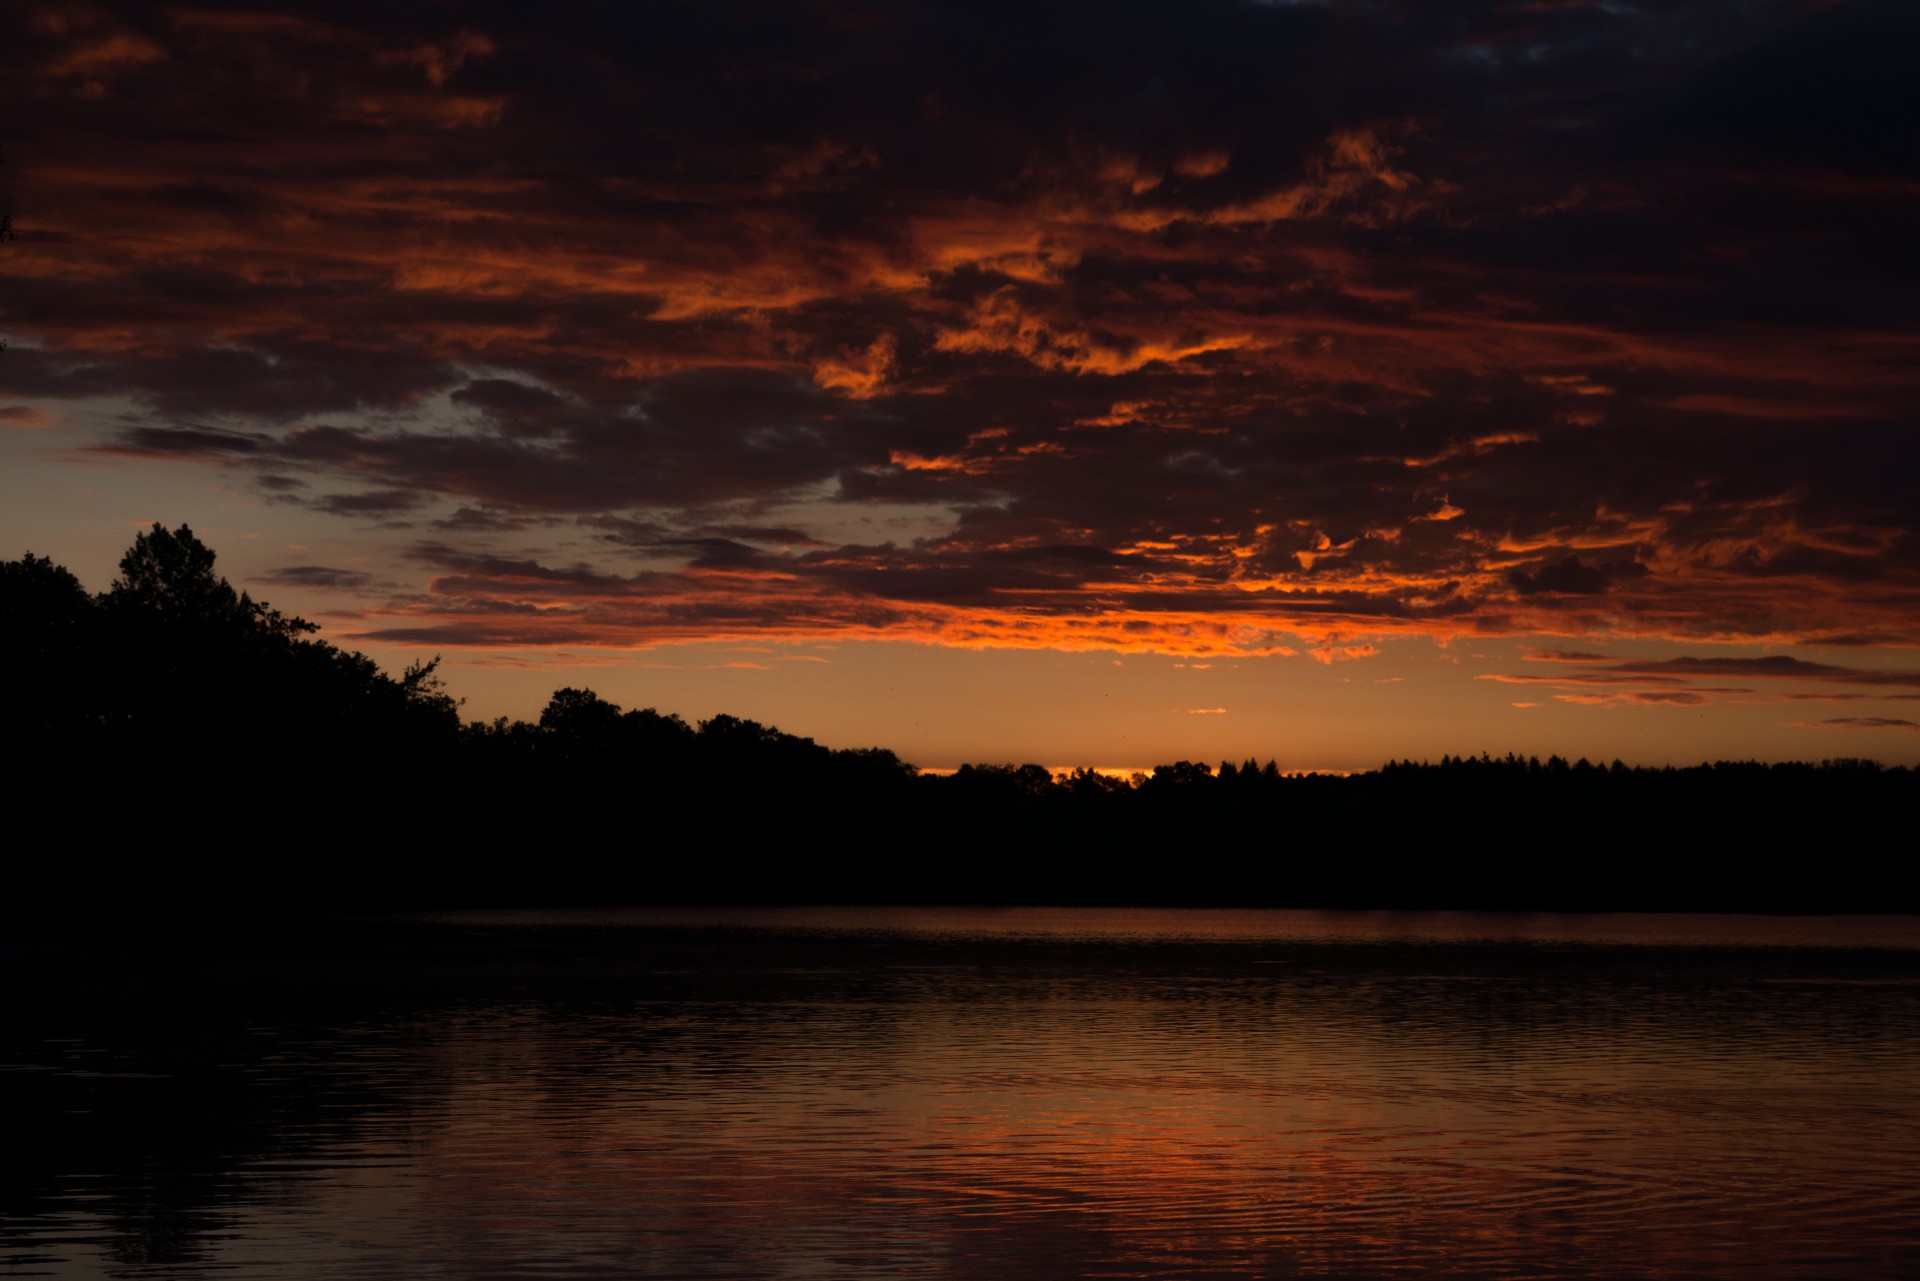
1308;643;1379;665
813;334;897;398
934;287;1250;375
1208;125;1426;228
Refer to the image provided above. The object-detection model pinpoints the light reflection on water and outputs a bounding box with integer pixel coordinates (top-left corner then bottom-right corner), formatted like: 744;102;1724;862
5;908;1919;1279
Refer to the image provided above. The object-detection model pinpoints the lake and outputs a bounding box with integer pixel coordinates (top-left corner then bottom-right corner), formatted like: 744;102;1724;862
5;908;1919;1278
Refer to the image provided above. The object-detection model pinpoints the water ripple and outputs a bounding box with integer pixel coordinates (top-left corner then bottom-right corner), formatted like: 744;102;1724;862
4;910;1919;1279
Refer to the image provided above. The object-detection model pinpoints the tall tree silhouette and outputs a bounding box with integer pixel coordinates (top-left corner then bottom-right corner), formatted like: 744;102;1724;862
108;522;309;642
68;522;454;821
101;524;301;747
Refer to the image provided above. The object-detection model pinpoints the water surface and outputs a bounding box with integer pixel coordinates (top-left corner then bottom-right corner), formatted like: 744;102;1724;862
5;908;1918;1278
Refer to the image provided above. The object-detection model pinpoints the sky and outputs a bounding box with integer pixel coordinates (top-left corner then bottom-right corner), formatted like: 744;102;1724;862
3;0;1919;771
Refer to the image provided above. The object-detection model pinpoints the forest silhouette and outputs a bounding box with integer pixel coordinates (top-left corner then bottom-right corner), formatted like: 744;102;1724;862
5;525;1915;914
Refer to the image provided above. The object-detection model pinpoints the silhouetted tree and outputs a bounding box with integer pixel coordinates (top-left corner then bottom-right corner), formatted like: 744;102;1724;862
539;686;625;752
97;526;457;817
98;524;307;746
1145;760;1213;789
0;552;91;648
1062;767;1127;797
107;522;306;640
0;552;101;737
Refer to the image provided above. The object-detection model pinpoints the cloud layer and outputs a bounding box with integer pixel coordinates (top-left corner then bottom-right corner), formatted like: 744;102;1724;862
4;0;1917;660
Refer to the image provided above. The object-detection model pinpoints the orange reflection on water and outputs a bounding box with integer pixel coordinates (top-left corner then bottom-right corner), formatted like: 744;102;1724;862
325;914;1920;1278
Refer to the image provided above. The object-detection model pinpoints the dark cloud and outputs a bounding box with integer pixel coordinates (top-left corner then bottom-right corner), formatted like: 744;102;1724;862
1508;555;1648;597
1482;672;1692;688
1616;657;1920;688
1484;652;1920;721
433;506;550;532
451;378;570;438
1796;633;1893;648
705;524;821;547
1799;717;1920;732
668;538;768;570
309;490;425;517
101;424;269;457
254;565;376;590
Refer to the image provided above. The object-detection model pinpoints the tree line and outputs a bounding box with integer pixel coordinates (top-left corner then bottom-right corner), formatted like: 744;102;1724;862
5;525;1915;913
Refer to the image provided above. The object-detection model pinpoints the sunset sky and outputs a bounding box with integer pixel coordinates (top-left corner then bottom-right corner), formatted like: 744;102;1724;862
3;0;1918;770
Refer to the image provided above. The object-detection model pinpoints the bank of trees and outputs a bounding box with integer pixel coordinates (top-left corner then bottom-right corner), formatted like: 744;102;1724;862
4;526;1916;912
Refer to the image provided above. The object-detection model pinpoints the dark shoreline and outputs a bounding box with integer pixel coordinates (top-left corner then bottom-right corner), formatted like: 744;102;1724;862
20;750;1918;917
10;528;1916;918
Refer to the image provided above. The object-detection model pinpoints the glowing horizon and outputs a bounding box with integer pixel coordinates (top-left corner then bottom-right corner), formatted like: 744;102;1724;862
4;0;1918;768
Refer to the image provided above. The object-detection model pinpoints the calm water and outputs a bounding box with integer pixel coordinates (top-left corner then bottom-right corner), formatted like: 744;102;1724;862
5;909;1920;1279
